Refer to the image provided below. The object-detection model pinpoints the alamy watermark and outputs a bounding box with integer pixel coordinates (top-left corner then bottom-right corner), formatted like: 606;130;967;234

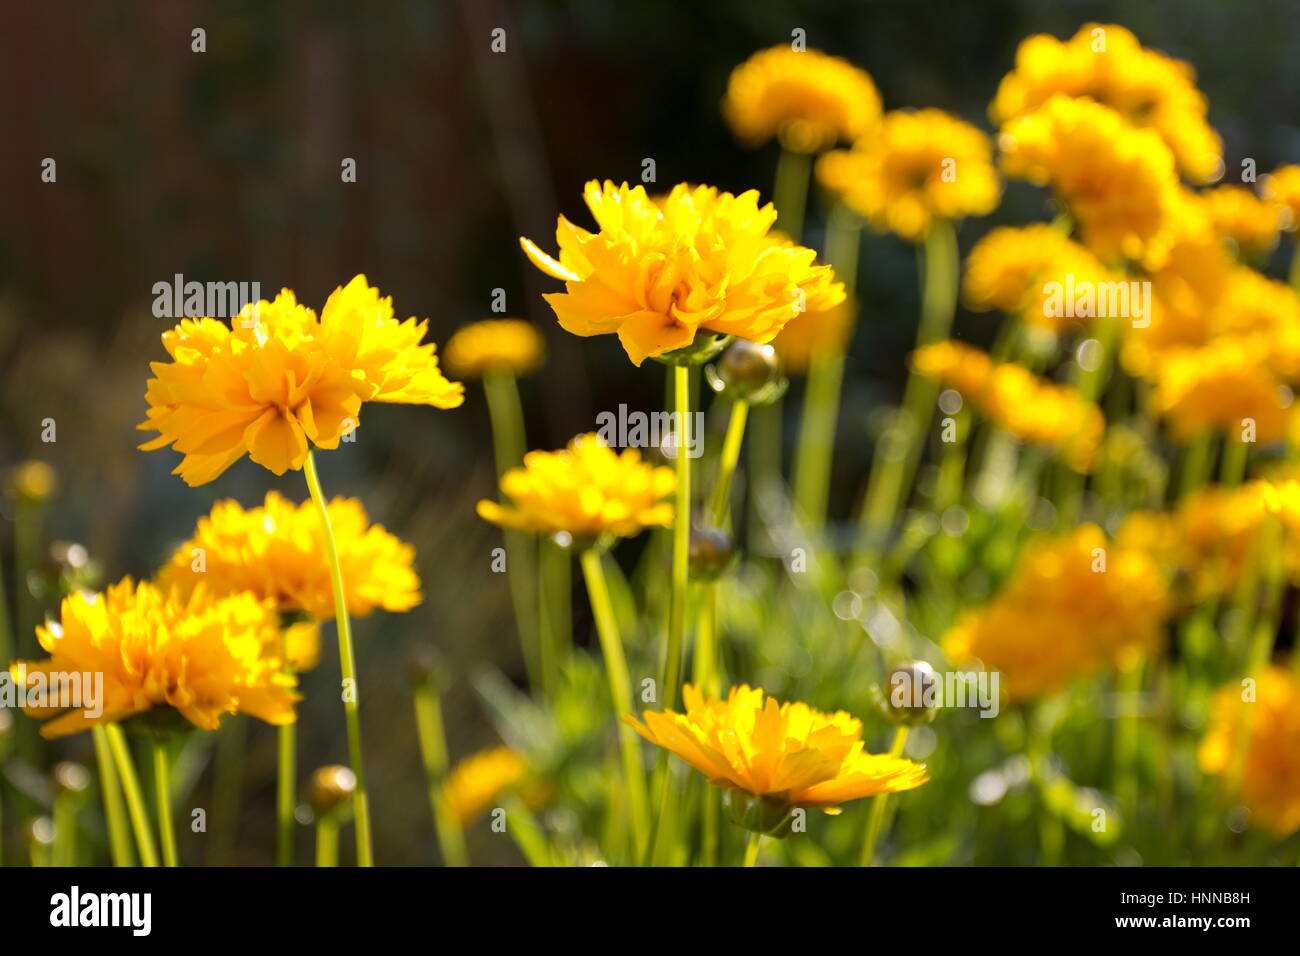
152;274;261;322
595;404;704;459
890;668;1001;718
1043;274;1152;328
0;669;103;720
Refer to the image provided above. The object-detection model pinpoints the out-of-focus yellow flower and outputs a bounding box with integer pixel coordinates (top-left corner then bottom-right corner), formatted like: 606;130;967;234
6;460;56;503
999;95;1180;262
156;491;421;621
476;434;674;540
1150;337;1288;443
442;746;528;826
1167;482;1272;598
912;340;1104;472
771;290;855;374
818;109;1001;241
626;684;927;826
944;526;1168;702
10;578;296;738
442;319;546;379
723;45;881;153
963;224;1119;332
991;24;1222;183
1199;664;1300;837
1261;165;1300;232
139;277;462;486
1201;185;1281;258
520;181;842;366
282;620;321;673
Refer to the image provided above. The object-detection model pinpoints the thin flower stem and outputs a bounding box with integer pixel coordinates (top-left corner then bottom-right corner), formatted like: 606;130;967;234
303;450;374;867
773;148;811;242
709;399;749;527
1290;240;1300;292
1219;436;1249;487
53;791;78;866
1115;657;1144;812
858;726;908;866
663;364;692;712
315;816;339;867
538;536;571;698
276;721;295;866
104;724;158;868
152;739;178;867
581;548;650;854
742;831;763;867
1177;432;1215;500
92;725;134;867
412;678;468;867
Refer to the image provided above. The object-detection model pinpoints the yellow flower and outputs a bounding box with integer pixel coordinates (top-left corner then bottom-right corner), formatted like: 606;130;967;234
1261;165;1300;231
627;684;926;827
282;620;321;673
818;109;1001;241
1201;185;1281;258
443;319;546;378
912;340;1104;472
771;289;855;374
1166;482;1272;598
521;181;842;366
1199;665;1300;837
963;224;1119;332
476;434;674;540
6;460;56;503
723;45;881;153
442;746;528;826
943;526;1168;702
999;95;1180;262
990;24;1222;183
10;578;297;738
156;491;421;621
139;277;462;486
1150;337;1288;443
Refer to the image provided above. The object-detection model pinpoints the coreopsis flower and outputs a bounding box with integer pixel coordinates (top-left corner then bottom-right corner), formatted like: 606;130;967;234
442;746;528;826
943;525;1169;702
1168;482;1272;598
912;340;1104;472
818;109;1001;241
476;434;674;541
520;181;843;366
723;45;881;153
990;24;1223;183
770;289;855;374
6;460;56;503
10;578;296;738
139;277;462;486
963;224;1119;332
1261;165;1300;231
1199;665;1300;837
999;95;1180;262
1150;338;1289;443
443;319;546;379
156;491;420;621
1201;185;1281;258
626;684;927;831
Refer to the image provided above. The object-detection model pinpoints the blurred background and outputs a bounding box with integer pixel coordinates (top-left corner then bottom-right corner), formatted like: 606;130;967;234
1;0;1298;864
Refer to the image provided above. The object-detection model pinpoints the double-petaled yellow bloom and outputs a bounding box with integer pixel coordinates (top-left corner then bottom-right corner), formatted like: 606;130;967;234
818;109;1001;241
443;319;546;379
943;525;1168;702
627;684;927;830
441;746;530;826
1150;336;1289;443
723;45;881;154
1201;185;1282;259
156;491;421;622
139;276;463;485
476;433;674;541
991;24;1222;183
520;181;843;366
999;95;1180;262
1199;664;1300;837
11;578;297;738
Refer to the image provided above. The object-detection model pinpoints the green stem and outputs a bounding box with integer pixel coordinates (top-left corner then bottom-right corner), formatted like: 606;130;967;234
742;830;763;867
53;792;78;866
1290;239;1300;292
709;399;749;527
538;537;571;699
104;724;158;867
1115;658;1143;812
1177;432;1215;500
315;816;339;867
152;739;178;867
303;450;374;867
858;726;908;866
1220;435;1249;487
92;725;134;867
663;364;692;711
773;148;811;241
276;722;295;866
412;678;468;867
207;715;246;864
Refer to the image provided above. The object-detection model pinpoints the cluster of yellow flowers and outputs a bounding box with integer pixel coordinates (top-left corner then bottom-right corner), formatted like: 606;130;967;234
912;340;1104;471
943;526;1169;701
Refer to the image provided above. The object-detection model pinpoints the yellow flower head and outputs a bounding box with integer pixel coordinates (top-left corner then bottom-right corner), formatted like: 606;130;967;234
443;319;546;379
477;434;674;540
1262;165;1300;232
913;340;1104;472
156;491;421;621
771;288;855;374
943;525;1168;702
442;746;529;826
1199;665;1300;837
627;684;927;826
818;109;1001;241
999;95;1180;262
963;224;1119;332
723;45;881;154
1200;185;1282;258
521;181;843;366
1167;481;1273;598
991;24;1223;183
6;460;56;504
1150;337;1288;443
139;277;462;486
11;578;297;738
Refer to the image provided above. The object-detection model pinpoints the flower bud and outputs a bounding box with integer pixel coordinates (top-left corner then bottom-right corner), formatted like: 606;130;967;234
689;526;736;579
882;660;939;725
707;340;788;404
305;765;357;816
